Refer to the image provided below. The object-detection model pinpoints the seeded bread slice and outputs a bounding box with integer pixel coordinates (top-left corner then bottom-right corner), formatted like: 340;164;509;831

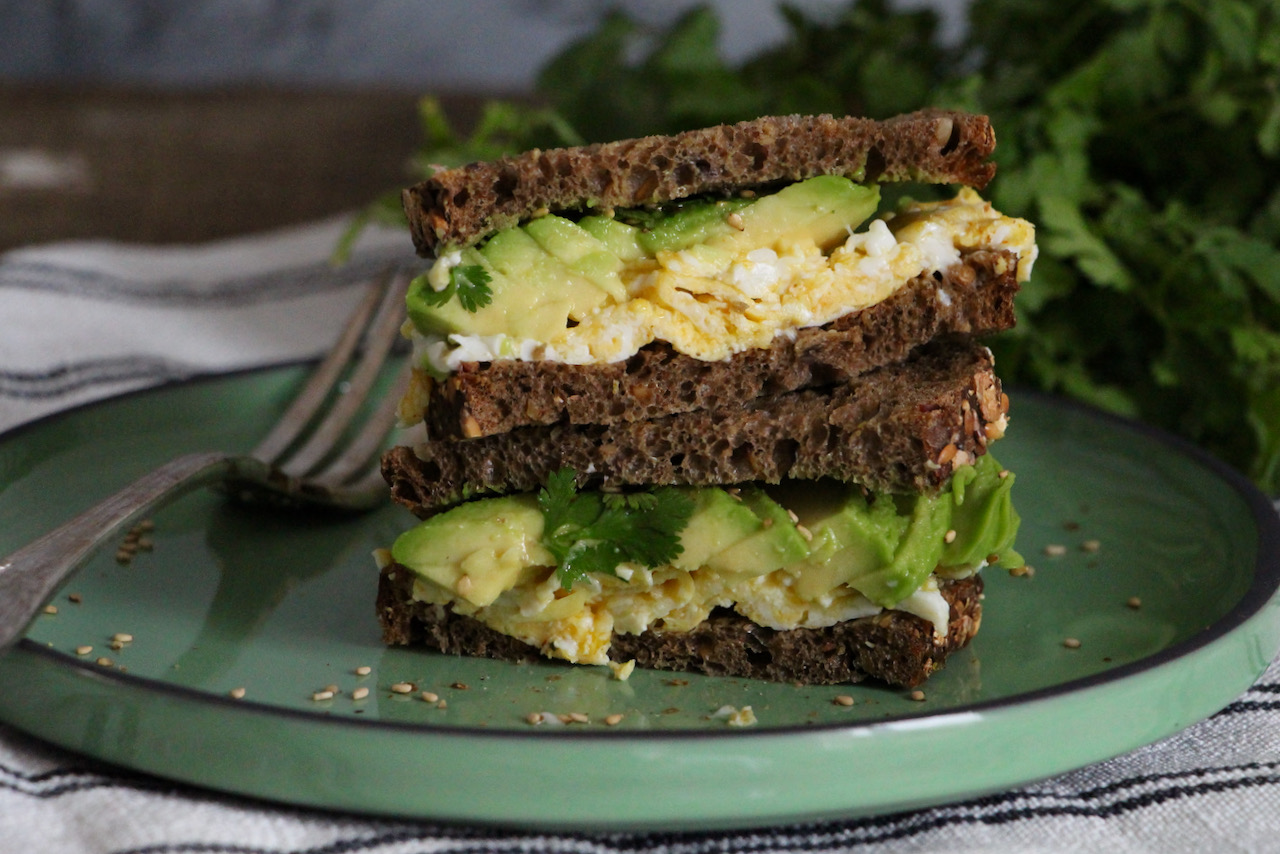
403;110;997;256
422;248;1019;440
376;565;982;688
384;340;1008;518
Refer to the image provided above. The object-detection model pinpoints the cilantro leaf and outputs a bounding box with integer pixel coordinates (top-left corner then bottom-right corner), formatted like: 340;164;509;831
451;264;493;312
537;469;695;589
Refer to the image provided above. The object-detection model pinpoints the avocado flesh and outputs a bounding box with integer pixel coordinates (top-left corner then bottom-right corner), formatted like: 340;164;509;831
390;454;1020;614
405;227;610;342
404;175;882;342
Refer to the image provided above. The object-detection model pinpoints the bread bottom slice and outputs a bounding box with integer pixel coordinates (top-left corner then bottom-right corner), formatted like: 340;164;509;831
376;566;982;688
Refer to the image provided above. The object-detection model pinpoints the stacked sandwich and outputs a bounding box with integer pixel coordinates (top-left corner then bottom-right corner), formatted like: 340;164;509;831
375;110;1036;687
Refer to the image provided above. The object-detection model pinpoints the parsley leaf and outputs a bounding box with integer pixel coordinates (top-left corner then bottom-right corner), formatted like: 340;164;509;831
537;468;695;589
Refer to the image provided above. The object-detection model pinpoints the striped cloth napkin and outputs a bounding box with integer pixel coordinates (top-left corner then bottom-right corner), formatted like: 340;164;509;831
2;218;1279;853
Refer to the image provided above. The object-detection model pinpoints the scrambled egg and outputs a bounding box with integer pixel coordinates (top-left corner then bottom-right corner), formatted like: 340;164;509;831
418;187;1037;374
405;559;952;666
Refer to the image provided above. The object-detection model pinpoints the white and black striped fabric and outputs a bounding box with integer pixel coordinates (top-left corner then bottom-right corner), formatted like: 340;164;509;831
3;220;1280;853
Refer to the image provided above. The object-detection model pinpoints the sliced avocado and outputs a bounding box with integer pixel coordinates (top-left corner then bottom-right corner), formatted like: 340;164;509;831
852;493;952;607
390;495;553;608
704;487;810;575
405;247;519;338
635;197;754;255
523;215;627;302
942;453;1022;569
670;488;763;572
477;226;611;332
781;485;909;602
709;176;880;254
578;215;647;262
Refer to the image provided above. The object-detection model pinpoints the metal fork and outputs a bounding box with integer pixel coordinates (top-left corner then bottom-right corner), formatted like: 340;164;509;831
0;269;411;650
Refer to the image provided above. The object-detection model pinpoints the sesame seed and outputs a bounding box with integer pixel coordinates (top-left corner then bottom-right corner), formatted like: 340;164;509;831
787;508;800;524
96;657;113;667
944;529;957;544
833;695;855;707
1081;539;1101;553
909;690;926;702
355;666;372;676
324;684;339;694
761;516;774;528
795;524;813;542
136;537;154;552
109;641;123;651
114;551;132;565
998;469;1010;479
604;713;625;726
229;687;246;700
567;712;590;724
1010;565;1030;577
455;574;474;596
726;212;746;231
437;699;448;709
352;687;370;701
1063;637;1082;649
526;712;545;725
451;682;469;690
312;690;334;701
112;633;133;643
390;682;414;694
75;645;92;656
1044;544;1067;557
43;605;58;615
138;519;155;532
68;593;82;603
420;691;440;703
1126;596;1142;609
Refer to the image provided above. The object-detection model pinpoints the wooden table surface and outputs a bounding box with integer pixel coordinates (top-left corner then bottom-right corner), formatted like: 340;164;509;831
0;85;487;251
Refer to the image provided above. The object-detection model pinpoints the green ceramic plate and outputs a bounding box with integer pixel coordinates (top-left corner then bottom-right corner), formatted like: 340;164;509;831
1;366;1277;830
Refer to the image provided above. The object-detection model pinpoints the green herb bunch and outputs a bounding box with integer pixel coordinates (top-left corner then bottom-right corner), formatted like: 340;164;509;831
353;0;1280;491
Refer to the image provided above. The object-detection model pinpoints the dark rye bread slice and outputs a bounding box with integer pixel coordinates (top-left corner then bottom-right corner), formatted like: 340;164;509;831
376;564;983;688
384;340;1009;518
403;110;997;255
424;248;1020;440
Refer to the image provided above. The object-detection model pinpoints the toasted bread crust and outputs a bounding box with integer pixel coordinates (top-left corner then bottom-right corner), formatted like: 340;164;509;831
422;249;1019;440
383;340;1009;518
376;565;982;688
403;110;997;255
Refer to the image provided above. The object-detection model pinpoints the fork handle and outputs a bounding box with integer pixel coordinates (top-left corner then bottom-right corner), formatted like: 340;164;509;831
0;451;235;651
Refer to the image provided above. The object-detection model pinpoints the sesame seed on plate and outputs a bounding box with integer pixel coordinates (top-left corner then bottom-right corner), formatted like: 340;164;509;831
390;682;414;694
229;687;246;700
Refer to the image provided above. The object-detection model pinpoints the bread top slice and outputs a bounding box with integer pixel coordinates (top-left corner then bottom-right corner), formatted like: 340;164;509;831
383;339;1009;518
421;247;1019;440
403;110;997;256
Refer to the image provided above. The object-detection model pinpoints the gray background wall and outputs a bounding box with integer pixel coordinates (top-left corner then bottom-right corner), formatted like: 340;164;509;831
0;1;966;92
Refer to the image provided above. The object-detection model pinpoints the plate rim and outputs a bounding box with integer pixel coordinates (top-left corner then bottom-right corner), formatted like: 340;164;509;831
3;369;1279;828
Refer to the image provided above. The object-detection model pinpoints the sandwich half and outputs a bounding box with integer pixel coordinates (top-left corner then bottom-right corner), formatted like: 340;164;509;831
375;110;1036;688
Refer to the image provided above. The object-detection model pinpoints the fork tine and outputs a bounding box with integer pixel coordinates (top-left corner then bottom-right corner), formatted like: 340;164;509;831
313;360;411;486
274;269;409;478
251;270;393;464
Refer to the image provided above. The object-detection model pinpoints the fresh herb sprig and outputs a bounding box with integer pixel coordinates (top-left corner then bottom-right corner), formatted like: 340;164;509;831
537;468;695;590
415;264;494;313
